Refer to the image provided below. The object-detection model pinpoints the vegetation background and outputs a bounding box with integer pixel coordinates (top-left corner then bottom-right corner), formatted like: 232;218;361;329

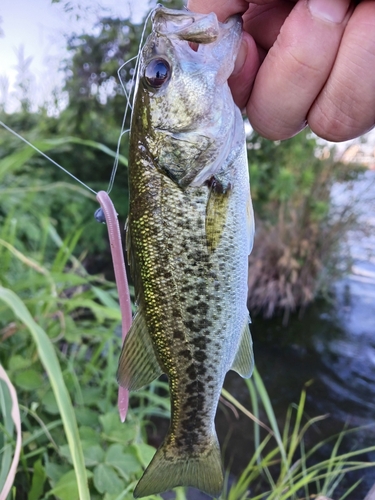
0;0;374;499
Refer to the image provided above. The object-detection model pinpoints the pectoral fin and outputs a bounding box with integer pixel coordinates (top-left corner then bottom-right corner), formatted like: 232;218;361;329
117;310;163;391
230;319;254;379
205;184;230;252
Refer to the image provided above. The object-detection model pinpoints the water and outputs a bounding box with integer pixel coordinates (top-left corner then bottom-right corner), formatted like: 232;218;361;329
324;170;375;427
219;170;375;499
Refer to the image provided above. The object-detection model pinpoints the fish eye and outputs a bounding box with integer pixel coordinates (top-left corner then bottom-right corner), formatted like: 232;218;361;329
144;58;171;88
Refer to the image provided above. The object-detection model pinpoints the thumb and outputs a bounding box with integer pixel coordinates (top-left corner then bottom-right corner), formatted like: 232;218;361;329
229;32;260;111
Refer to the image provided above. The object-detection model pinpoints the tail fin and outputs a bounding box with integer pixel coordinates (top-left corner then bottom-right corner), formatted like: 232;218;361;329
133;433;223;498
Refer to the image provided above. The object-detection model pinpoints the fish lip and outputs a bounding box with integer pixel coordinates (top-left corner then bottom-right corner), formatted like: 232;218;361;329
153;7;219;44
151;5;242;48
152;5;196;33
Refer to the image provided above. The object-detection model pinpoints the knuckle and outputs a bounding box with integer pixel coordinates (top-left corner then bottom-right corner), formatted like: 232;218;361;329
287;50;322;78
308;99;371;142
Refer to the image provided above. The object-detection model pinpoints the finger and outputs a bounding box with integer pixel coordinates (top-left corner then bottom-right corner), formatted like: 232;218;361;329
229;33;260;110
187;0;249;21
247;0;352;140
243;1;296;51
308;1;375;141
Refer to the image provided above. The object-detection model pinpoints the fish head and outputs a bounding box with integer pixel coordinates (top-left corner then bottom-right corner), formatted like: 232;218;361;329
132;5;244;187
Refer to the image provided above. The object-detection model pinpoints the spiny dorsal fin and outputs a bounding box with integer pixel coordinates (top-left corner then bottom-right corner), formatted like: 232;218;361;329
230;319;254;379
117;310;163;391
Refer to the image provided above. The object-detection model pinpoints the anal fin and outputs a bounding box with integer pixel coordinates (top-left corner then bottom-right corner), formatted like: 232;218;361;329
117;310;163;391
230;319;254;379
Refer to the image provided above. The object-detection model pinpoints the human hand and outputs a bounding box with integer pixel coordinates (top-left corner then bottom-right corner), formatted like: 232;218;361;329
187;0;375;142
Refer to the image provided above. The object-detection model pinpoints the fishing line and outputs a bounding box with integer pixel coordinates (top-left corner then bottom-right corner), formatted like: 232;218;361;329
130;7;155;113
0;120;97;195
118;55;137;113
106;7;154;195
106;55;137;195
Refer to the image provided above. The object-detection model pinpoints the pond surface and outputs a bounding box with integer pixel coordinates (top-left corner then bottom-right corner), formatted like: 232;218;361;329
218;170;375;499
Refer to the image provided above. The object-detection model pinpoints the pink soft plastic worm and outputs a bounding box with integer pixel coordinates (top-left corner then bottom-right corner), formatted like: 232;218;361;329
96;191;132;422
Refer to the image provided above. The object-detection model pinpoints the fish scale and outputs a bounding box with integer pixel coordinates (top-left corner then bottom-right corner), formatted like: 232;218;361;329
117;5;255;498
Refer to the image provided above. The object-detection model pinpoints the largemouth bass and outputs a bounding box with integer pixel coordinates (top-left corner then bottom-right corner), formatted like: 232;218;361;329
117;5;255;498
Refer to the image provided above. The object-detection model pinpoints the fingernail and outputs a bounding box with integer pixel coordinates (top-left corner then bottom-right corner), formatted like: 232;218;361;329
308;0;350;24
233;39;248;76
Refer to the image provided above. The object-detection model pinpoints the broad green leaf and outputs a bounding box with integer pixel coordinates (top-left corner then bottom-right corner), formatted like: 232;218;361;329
47;468;92;500
75;407;99;427
14;369;43;391
42;390;59;415
44;462;71;484
82;444;105;467
28;459;47;500
105;444;141;478
99;412;137;443
59;445;73;464
93;463;124;494
132;443;156;468
79;426;100;444
81;387;102;406
8;354;32;371
63;316;82;343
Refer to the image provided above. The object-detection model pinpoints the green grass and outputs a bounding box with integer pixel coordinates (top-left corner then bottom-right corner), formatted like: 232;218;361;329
224;372;375;500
